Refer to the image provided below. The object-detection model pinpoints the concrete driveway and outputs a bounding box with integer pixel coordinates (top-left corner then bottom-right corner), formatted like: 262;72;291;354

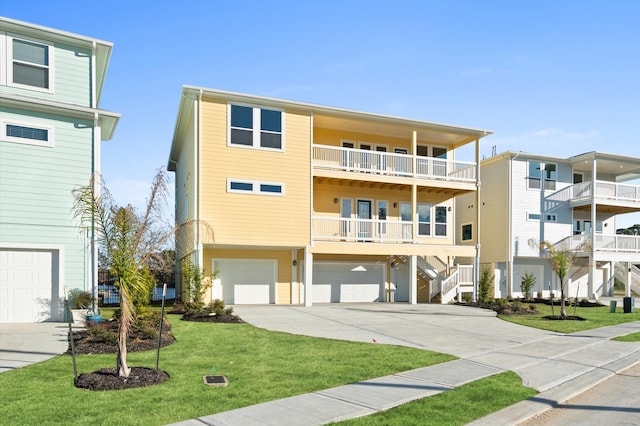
0;322;70;373
233;303;558;358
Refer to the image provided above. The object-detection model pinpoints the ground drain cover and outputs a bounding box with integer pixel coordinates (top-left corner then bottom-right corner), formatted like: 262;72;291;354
203;375;228;387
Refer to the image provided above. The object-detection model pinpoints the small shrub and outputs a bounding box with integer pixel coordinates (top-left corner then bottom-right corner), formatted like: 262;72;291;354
209;299;233;316
536;291;543;299
520;272;536;301
478;268;494;303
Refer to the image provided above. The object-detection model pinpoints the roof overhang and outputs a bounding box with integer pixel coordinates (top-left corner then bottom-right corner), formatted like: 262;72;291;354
168;86;493;170
0;93;120;140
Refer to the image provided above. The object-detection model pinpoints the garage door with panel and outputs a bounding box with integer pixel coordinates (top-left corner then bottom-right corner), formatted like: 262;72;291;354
0;249;55;323
313;262;385;303
214;259;276;304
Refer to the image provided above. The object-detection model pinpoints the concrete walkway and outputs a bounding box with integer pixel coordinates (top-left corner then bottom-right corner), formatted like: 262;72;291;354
171;303;640;426
0;322;70;373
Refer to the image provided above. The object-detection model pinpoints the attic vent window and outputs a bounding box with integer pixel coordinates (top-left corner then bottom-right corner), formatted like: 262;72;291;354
2;121;54;147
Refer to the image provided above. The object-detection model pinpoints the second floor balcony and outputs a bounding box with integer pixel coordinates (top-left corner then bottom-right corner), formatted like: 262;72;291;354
312;145;476;184
548;180;640;214
557;234;640;261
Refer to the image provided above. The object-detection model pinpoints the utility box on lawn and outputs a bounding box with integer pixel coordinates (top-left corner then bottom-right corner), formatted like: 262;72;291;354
623;297;635;313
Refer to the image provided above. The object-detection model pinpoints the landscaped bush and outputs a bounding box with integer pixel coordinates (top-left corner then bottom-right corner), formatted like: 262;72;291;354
520;272;536;301
478;268;493;303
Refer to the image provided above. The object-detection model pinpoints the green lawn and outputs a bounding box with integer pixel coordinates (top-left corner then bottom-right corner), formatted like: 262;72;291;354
336;371;537;426
0;316;454;426
498;303;640;333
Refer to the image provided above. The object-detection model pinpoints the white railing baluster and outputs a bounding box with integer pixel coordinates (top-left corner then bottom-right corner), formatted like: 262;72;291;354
312;145;476;183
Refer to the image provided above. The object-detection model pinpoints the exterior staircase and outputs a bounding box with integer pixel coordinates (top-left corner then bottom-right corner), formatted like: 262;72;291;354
390;255;473;303
614;262;640;296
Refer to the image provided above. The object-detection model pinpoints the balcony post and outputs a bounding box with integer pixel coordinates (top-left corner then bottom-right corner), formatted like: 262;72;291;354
589;157;597;298
409;255;417;304
304;247;313;307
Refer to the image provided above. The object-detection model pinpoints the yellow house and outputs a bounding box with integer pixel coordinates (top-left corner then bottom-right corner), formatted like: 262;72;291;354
167;86;492;305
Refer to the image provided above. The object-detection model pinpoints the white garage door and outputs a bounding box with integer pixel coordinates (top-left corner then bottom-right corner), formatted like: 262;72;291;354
214;259;276;304
313;262;385;303
0;249;54;323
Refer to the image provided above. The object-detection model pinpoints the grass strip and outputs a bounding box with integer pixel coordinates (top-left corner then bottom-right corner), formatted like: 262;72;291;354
612;332;640;342
498;303;640;333
0;315;453;426
336;371;537;425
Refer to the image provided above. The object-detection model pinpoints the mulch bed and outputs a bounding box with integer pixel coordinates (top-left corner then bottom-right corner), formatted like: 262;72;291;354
69;312;242;391
179;313;244;323
75;367;170;391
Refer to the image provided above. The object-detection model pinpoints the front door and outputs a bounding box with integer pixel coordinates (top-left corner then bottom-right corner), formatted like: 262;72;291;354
357;200;372;240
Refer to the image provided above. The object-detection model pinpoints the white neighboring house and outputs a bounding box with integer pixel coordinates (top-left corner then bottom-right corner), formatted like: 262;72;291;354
457;151;640;300
0;17;119;323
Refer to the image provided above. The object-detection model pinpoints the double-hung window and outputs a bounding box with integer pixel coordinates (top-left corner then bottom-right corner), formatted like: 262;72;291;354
229;104;283;150
10;37;51;90
417;203;431;236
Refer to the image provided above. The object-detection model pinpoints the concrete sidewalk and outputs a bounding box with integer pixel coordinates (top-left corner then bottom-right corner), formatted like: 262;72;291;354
0;322;71;373
171;304;640;426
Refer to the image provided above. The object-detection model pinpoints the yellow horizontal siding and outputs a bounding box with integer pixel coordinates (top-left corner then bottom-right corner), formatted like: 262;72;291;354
480;159;509;262
198;99;311;246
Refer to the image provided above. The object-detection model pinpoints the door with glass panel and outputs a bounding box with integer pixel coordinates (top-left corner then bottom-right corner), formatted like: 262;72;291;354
357;200;372;240
377;200;388;239
400;202;412;240
340;198;352;239
342;141;355;169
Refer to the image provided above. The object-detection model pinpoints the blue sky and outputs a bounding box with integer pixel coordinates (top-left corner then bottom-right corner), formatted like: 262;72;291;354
3;0;640;227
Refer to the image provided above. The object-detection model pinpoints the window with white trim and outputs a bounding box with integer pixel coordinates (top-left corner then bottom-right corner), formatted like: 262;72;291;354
1;120;54;147
527;160;556;190
462;224;473;241
528;213;557;222
9;36;52;90
435;205;447;236
229;104;283;150
227;179;284;196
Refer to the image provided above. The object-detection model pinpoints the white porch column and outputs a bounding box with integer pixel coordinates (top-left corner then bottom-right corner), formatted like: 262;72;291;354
627;262;632;298
304;247;313;307
589;156;597;298
409;255;417;304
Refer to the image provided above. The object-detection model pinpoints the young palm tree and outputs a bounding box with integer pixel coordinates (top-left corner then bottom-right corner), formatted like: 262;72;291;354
529;239;587;318
73;170;170;377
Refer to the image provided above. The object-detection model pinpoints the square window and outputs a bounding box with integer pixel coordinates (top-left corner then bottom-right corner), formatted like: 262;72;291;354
229;104;283;150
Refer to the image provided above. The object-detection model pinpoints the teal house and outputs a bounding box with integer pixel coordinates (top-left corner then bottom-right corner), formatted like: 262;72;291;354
0;17;120;322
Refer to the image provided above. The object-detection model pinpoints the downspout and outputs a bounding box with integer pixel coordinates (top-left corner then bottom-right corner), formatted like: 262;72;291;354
196;90;203;269
508;152;519;298
473;136;481;302
90;40;98;313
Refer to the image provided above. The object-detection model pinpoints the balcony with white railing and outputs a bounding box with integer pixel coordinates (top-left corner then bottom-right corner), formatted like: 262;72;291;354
549;181;640;211
312;145;476;184
313;217;413;243
555;234;640;255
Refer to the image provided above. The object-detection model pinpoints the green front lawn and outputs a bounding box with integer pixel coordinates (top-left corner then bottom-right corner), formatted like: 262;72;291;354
336;371;537;425
0;316;454;426
499;303;640;333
